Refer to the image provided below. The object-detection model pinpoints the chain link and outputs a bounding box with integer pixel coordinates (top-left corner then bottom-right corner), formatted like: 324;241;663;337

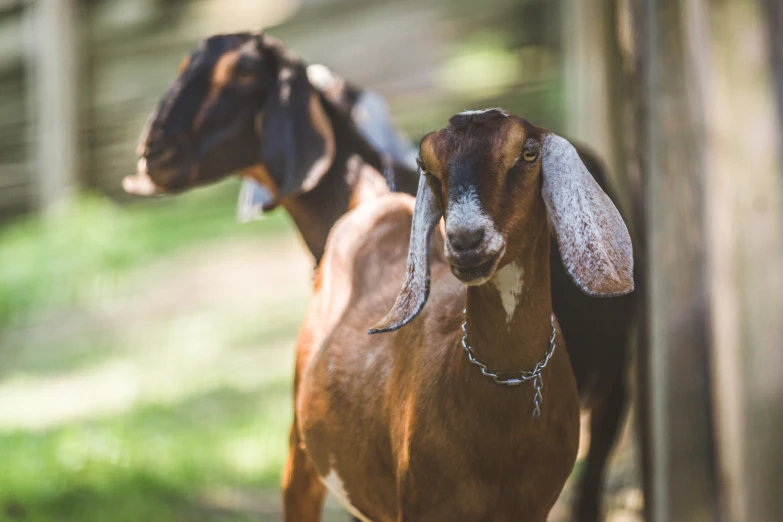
460;310;556;419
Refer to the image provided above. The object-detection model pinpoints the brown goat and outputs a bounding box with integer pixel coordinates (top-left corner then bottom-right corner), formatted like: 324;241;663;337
123;32;414;262
124;32;639;521
289;109;634;521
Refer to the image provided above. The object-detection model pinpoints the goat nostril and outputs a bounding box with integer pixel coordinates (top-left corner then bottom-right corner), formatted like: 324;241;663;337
448;227;485;252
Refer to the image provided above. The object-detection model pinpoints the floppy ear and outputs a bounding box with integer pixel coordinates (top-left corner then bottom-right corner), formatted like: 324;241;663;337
369;173;442;333
542;133;634;296
259;59;335;198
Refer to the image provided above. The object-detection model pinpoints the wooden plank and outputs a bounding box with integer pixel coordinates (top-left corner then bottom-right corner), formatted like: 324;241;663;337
614;1;652;517
761;0;783;141
643;1;721;521
31;0;78;214
560;0;620;201
704;1;783;520
641;1;783;520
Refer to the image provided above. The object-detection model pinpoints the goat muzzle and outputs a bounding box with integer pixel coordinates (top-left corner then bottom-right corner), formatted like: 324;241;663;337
448;247;504;286
123;158;162;196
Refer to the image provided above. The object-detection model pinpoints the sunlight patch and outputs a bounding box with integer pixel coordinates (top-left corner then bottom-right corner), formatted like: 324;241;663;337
0;361;140;431
222;435;268;476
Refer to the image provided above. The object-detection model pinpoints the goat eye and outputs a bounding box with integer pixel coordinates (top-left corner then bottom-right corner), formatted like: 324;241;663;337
422;169;440;185
522;149;539;163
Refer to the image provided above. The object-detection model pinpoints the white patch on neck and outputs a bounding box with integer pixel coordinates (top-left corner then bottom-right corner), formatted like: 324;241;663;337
321;458;372;522
491;261;525;324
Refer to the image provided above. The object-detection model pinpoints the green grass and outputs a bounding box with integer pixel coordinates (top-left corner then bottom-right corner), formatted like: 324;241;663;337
0;382;292;522
0;182;309;521
0;179;292;330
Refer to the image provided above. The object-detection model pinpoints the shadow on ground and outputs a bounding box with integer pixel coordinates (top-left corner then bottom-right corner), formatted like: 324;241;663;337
0;381;302;522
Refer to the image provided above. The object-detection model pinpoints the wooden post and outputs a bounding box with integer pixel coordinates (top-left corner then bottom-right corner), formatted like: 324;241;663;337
643;2;721;521
761;0;783;141
615;0;653;518
640;1;783;521
31;0;79;214
704;1;783;521
560;0;621;196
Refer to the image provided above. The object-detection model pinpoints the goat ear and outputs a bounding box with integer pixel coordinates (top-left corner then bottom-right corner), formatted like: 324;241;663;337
541;133;634;296
369;173;442;333
258;60;335;199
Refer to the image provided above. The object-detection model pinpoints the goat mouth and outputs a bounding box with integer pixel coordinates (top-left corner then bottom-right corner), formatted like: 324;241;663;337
123;158;163;196
450;251;503;286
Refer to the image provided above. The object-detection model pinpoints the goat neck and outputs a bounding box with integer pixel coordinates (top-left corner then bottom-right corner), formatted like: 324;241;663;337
274;94;391;262
462;217;553;374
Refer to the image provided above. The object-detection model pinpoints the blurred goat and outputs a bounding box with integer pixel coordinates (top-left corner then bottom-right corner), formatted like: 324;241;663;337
124;32;416;261
289;109;634;521
124;32;640;521
236;62;419;223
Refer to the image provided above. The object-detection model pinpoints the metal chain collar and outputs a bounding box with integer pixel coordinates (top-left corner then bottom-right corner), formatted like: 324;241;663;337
460;310;556;419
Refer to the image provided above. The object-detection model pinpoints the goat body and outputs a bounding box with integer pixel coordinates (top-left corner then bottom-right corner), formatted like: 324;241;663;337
294;194;579;521
287;111;633;521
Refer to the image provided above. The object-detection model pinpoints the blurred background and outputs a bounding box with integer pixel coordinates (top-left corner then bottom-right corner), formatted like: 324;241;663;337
0;0;781;521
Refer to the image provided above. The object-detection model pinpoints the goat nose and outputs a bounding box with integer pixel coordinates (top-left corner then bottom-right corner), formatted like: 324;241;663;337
448;226;485;252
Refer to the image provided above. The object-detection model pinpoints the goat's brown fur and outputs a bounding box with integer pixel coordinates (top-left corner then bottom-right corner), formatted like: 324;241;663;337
286;109;635;520
294;195;579;521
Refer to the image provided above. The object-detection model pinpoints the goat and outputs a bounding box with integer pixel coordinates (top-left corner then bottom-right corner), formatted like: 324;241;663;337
290;109;634;521
123;31;415;262
123;31;638;521
236;62;418;223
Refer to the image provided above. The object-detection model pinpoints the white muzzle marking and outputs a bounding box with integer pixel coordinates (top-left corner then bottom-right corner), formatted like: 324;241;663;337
122;158;160;196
